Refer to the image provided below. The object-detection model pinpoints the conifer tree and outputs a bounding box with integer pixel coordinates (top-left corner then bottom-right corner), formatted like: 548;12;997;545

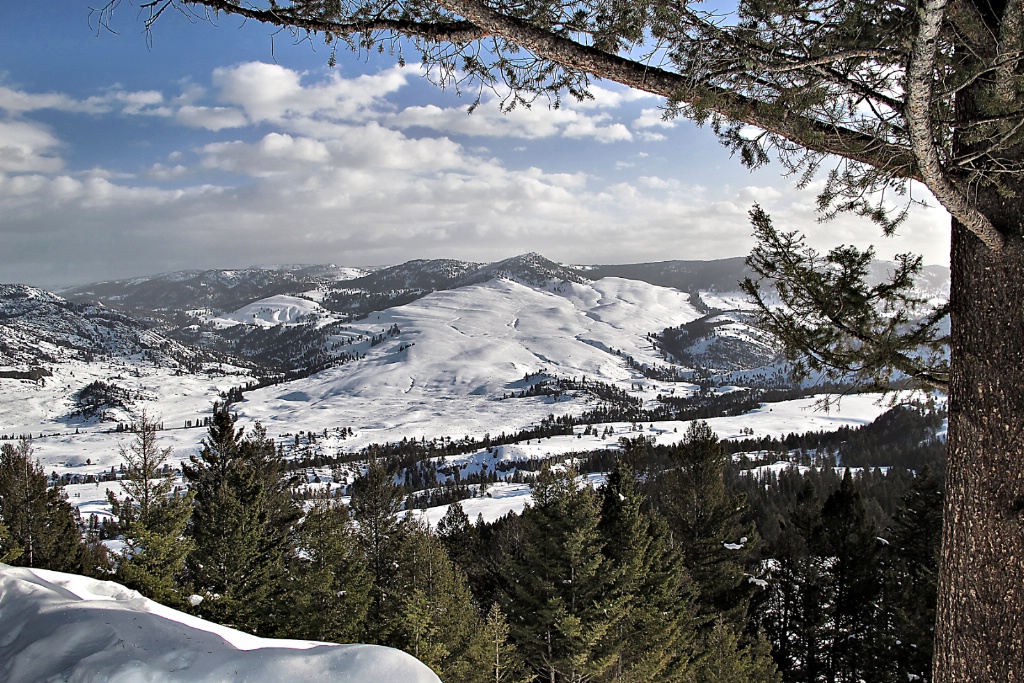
107;411;193;607
0;517;21;564
502;462;616;683
696;618;780;683
760;479;829;683
661;421;755;626
0;439;84;572
390;517;482;682
461;602;530;683
183;404;299;635
597;464;695;682
349;454;405;643
817;470;883;682
886;466;944;682
288;496;372;644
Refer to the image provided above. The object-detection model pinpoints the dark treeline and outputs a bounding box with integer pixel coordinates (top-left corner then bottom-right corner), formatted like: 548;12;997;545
0;398;945;683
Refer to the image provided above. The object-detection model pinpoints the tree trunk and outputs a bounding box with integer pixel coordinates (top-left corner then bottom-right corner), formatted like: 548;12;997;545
934;222;1024;681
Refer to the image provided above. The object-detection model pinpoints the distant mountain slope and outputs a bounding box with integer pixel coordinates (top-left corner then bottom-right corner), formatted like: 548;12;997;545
320;253;588;318
582;257;753;293
237;276;703;441
61;265;365;313
0;285;204;371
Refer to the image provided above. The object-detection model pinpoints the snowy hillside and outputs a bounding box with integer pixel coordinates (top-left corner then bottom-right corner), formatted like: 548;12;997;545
235;275;703;444
0;285;204;371
61;265;366;313
0;564;441;683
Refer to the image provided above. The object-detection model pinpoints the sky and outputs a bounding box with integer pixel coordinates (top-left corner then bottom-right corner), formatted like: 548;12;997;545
1;1;952;290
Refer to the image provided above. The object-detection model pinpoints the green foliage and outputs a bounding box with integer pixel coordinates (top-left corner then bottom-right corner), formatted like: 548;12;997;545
502;463;617;682
460;602;531;683
389;517;482;681
183;405;300;635
694;618;780;683
660;421;756;627
0;516;23;564
288;497;372;644
349;455;405;642
741;206;949;393
107;412;193;607
884;466;944;682
597;464;696;682
0;439;85;573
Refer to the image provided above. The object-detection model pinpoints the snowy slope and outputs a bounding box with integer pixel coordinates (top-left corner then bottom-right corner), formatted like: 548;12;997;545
208;294;334;328
236;276;702;444
0;564;441;683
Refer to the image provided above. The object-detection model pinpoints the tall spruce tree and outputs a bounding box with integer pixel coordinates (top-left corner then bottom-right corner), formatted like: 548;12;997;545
349;454;406;642
0;439;84;573
0;516;21;564
502;462;616;683
661;421;755;626
760;479;829;683
389;517;483;682
461;602;531;683
597;464;696;683
183;404;299;635
107;411;193;607
817;470;884;683
887;465;945;682
288;496;372;644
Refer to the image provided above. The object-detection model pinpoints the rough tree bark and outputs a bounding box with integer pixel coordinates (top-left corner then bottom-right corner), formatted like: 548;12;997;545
938;223;1024;681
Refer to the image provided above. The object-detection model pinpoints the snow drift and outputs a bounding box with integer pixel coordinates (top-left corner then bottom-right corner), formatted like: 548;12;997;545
0;564;441;683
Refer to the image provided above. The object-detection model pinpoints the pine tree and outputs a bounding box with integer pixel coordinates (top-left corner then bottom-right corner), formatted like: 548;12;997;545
886;465;944;682
0;516;23;564
349;454;405;643
107;411;193;607
461;602;531;683
760;479;829;683
389;517;482;682
183;404;299;634
502;462;615;683
596;464;696;682
661;421;755;626
288;496;372;644
0;439;84;572
817;470;883;682
696;618;781;683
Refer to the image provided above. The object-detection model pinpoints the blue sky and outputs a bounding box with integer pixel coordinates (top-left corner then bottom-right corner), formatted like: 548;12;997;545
1;1;950;289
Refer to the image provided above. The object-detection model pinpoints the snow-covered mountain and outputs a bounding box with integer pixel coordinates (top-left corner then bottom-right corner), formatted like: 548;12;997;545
0;564;441;683
0;285;207;372
61;264;366;314
0;252;949;482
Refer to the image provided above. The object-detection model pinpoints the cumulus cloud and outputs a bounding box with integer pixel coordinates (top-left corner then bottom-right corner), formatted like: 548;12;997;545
0;120;63;173
212;62;410;124
0;61;952;289
176;105;247;131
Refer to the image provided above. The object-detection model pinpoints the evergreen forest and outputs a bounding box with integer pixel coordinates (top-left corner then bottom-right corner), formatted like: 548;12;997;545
0;401;945;683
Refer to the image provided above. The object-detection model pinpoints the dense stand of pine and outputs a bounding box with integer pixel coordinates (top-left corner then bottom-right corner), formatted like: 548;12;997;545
0;404;944;682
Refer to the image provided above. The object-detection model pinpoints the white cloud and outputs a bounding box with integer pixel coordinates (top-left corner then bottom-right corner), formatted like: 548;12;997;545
211;62;410;124
0;120;63;173
176;105;247;131
389;98;632;143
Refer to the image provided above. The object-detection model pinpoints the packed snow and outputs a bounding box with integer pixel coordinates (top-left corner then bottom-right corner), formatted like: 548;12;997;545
0;564;442;683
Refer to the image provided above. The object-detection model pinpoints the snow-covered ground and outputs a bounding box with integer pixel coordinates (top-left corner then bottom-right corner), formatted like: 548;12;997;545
0;564;441;683
206;294;337;328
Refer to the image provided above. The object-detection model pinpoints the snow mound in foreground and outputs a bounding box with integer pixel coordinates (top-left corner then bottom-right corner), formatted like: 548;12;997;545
0;564;442;683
